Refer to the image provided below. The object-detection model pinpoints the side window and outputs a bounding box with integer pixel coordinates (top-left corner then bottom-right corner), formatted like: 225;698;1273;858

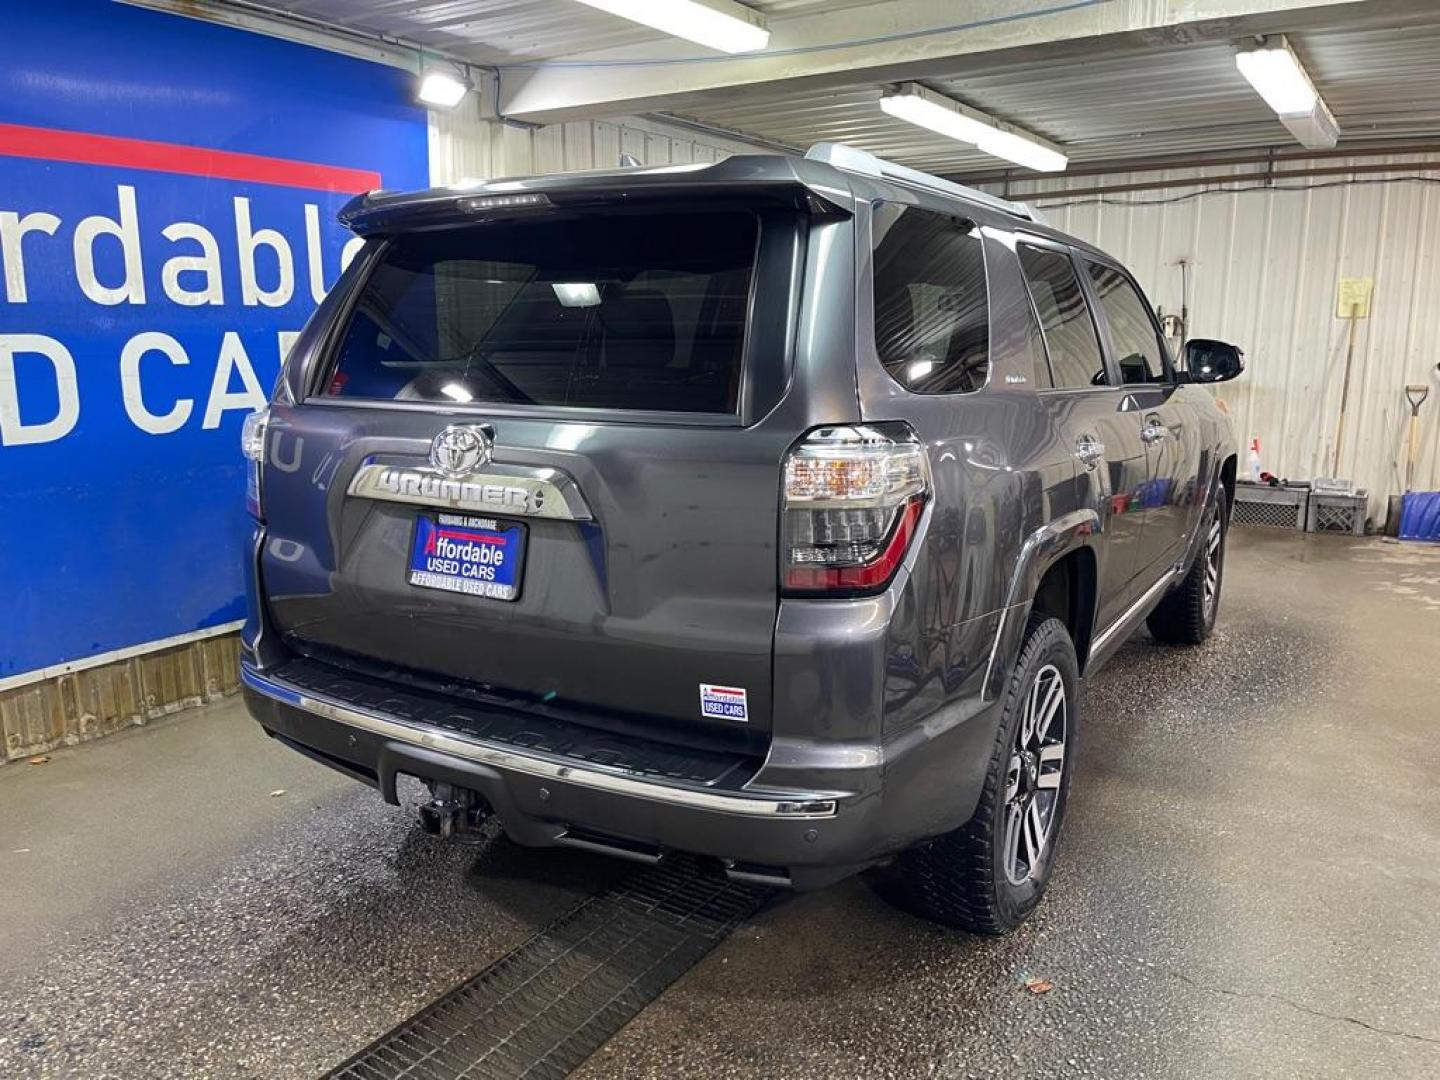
1017;244;1107;389
1086;262;1168;384
1020;284;1054;389
872;204;989;394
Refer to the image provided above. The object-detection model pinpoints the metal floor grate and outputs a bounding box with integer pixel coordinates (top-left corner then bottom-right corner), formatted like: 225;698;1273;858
325;858;771;1080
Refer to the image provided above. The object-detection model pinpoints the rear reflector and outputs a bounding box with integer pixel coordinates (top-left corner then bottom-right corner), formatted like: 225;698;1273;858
781;423;930;597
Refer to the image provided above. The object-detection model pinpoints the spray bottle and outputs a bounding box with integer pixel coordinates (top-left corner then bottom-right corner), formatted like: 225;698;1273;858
1247;436;1262;482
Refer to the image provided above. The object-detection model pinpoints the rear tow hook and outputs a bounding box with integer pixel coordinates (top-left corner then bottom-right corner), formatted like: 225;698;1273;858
417;782;491;839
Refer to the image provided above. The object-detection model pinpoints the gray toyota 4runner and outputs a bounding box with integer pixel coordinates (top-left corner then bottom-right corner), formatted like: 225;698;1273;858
240;143;1241;932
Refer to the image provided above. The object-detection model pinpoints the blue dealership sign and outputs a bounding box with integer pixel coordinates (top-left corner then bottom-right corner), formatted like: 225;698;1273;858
0;0;428;678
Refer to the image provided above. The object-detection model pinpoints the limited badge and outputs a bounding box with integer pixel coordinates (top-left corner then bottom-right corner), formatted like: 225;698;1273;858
699;683;748;722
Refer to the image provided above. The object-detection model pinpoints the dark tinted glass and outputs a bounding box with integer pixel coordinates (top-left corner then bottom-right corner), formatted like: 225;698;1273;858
872;204;989;394
324;211;757;413
1017;244;1106;389
1086;262;1167;384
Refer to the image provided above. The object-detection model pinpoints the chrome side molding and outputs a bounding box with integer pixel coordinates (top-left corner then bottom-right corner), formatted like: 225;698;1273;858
1089;564;1182;657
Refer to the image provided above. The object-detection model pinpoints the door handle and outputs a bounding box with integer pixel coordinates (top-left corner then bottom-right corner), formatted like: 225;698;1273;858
1140;421;1169;444
1074;435;1105;470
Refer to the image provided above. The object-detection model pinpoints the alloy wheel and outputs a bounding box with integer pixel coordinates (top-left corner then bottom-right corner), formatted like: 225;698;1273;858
1001;663;1067;886
1202;515;1223;617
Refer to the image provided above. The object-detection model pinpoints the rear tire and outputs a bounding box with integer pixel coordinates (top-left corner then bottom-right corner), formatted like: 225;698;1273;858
1146;486;1229;645
885;615;1079;934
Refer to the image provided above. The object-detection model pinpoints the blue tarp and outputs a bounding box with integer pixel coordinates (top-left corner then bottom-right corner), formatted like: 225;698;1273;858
1399;491;1440;541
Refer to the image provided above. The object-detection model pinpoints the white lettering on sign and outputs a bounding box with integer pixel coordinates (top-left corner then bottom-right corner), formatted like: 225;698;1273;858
74;184;148;306
0;210;61;303
0;182;350;310
0;179;360;444
0;330;296;446
340;235;365;273
234;196;294;308
120;332;192;435
202;332;267;429
0;334;80;446
277;330;301;362
304;203;327;305
160;221;225;306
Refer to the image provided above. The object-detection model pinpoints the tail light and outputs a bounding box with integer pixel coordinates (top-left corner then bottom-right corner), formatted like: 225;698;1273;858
781;423;931;596
241;408;269;519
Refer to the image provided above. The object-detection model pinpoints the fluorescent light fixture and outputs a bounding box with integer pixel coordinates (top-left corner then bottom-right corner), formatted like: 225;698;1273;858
417;69;471;108
880;83;1068;173
1235;37;1317;115
974;127;1069;174
571;0;769;54
440;383;473;403
1280;102;1340;149
552;282;602;307
1235;36;1339;149
880;91;991;146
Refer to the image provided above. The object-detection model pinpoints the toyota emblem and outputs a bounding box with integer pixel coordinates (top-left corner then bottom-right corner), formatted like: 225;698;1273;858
429;425;493;477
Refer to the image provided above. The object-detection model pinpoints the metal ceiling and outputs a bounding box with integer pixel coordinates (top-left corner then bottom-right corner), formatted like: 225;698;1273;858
251;0;877;64
220;1;1440;174
666;17;1440;175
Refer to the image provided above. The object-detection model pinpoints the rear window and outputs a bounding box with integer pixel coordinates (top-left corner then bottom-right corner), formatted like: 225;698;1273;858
322;210;757;413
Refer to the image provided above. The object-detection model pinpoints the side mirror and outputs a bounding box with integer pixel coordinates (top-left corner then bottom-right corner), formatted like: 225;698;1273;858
1182;339;1244;383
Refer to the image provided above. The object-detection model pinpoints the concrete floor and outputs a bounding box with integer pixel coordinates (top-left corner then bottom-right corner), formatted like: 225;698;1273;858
2;530;1438;1079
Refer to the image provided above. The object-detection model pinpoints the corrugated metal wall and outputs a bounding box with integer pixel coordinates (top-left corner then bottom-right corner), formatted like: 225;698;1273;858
429;94;763;184
995;158;1440;518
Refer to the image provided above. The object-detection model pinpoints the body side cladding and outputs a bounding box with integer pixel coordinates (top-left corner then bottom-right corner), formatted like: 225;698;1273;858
981;508;1101;700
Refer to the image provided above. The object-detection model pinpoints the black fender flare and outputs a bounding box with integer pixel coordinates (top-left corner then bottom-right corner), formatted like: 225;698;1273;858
981;508;1101;698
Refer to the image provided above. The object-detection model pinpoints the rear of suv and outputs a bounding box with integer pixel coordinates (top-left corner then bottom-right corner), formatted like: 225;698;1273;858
241;143;1240;931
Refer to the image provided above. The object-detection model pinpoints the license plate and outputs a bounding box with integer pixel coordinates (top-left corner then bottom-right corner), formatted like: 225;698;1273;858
408;513;527;601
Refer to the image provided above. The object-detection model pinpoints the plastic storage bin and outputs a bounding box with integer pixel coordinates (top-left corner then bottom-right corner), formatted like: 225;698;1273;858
1306;491;1368;535
1232;481;1308;529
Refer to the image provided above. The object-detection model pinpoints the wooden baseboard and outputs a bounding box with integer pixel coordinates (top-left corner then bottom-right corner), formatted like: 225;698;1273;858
1;633;241;764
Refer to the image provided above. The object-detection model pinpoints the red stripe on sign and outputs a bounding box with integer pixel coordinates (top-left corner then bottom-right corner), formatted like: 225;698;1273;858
436;529;508;546
0;122;381;193
708;687;745;697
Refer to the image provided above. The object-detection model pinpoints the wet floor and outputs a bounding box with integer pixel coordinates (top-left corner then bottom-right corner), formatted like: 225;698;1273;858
2;530;1438;1078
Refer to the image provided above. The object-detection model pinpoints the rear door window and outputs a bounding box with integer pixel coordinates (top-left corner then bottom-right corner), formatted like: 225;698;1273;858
1085;261;1169;384
872;204;989;394
322;210;758;414
1017;243;1107;389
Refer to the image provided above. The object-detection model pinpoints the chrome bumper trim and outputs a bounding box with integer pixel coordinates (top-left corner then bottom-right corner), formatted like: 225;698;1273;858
241;664;839;820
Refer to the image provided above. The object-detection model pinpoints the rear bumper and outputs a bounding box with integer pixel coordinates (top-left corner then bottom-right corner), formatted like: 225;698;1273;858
242;658;1000;889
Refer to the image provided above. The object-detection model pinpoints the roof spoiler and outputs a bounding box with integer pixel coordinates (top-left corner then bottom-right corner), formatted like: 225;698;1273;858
337;163;852;236
805;142;1046;225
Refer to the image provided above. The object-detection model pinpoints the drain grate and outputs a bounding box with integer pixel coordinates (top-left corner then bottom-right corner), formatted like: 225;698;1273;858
325;858;772;1080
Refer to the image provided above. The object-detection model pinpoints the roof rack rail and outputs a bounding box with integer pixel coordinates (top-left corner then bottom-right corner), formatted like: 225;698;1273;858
804;142;1045;224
